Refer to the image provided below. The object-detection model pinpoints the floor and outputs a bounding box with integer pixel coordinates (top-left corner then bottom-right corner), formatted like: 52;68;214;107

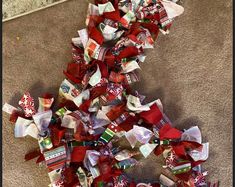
3;0;232;186
2;0;63;20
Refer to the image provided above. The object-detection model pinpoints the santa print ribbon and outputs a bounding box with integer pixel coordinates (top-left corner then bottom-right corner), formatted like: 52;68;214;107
2;1;216;187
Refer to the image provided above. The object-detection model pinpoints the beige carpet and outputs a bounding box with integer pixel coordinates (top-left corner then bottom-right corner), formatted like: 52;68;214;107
3;0;232;186
2;0;65;20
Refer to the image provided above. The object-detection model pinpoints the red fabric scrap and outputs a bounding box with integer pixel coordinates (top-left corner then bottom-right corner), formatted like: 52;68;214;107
89;27;104;45
118;115;139;131
63;62;91;84
90;85;108;100
71;146;91;162
88;15;104;30
118;46;139;59
58;99;79;111
139;103;163;125
96;60;109;78
50;126;66;146
63;167;77;185
159;123;182;140
36;154;45;164
10;110;28;123
106;103;126;121
103;9;121;21
79;99;92;113
24;150;41;161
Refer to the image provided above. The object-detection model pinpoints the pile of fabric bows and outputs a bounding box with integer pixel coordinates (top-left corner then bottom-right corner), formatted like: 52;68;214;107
3;0;218;186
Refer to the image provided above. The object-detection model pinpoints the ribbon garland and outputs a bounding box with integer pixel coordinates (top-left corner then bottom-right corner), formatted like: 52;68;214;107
2;0;219;186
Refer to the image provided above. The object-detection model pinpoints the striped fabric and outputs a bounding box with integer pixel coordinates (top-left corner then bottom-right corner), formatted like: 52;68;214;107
207;181;220;187
99;127;116;144
166;151;191;175
98;122;123;144
55;107;67;117
68;140;97;148
171;163;191;175
95;47;109;61
89;165;100;179
154;113;172;132
44;146;67;170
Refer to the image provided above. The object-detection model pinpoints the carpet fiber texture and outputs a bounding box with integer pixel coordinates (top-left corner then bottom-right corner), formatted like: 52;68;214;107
3;0;232;186
3;0;63;20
